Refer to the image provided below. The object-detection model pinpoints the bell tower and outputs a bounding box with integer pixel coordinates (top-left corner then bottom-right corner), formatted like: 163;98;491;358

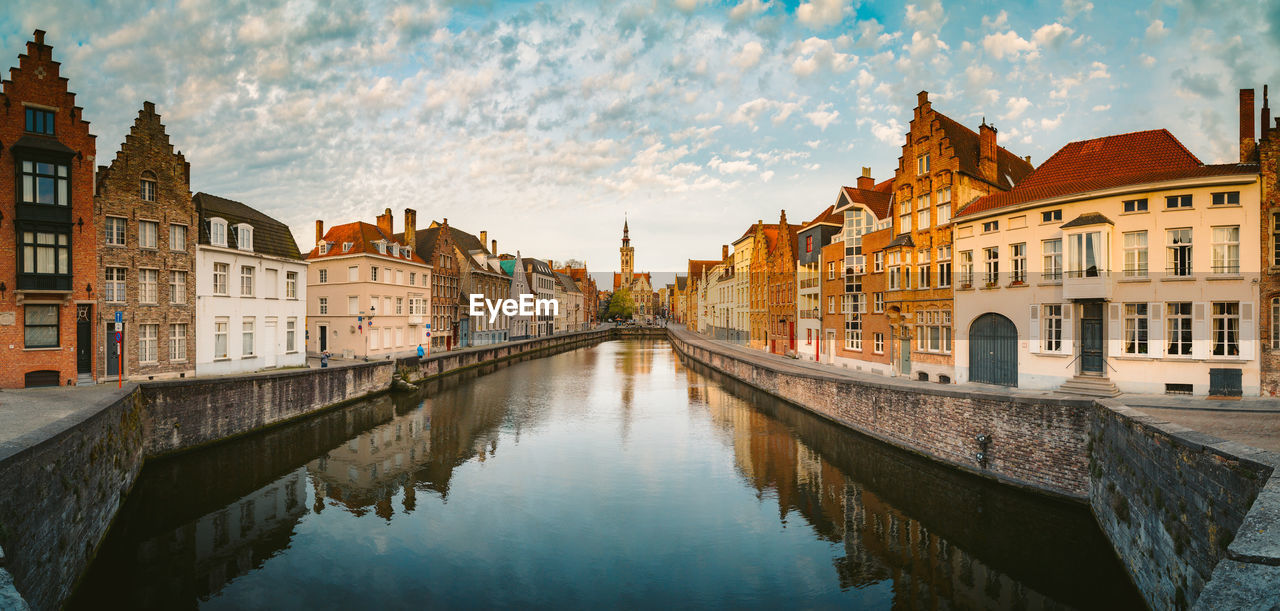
620;216;634;286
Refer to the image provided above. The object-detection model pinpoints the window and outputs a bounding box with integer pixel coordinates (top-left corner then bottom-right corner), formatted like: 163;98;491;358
140;171;157;202
983;247;999;285
213;263;228;295
19;160;69;206
319;297;329;315
1167;302;1192;356
384;268;391;283
917;264;930;288
105;267;126;302
240;266;255;297
396;297;404;315
1123;231;1148;278
1167;228;1193;277
286;319;297;352
20;230;70;278
24;305;58;348
348;295;359;314
170;271;187;304
1212;302;1240;357
1212;226;1240;275
1011;243;1026;283
846;316;862;350
900;208;912;233
410;272;417;285
345;265;358;282
137;221;158;249
1123;304;1149;355
209;218;227;247
888;265;901;290
396;270;404;285
805;235;813;252
242;318;255;356
937;256;951;287
1273;213;1280;267
1123;198;1148;213
139;269;158;304
917;153;930;175
828;295;835;314
1274;298;1280;350
874;333;884;354
918;310;952;353
236;225;253;251
1041;209;1062;223
979;221;998;234
138;324;158;363
25;107;54;134
959;250;974;286
1068;232;1103;278
105;217;126;246
1042;239;1062;281
169;323;187;361
371;267;379;282
170;224;187;251
1042;304;1063;352
1165;194;1192;209
917;195;930;230
318;241;329;255
286;272;298;298
1212;191;1240;206
936;188;951;225
874;252;884;272
874;292;884;313
214;320;229;359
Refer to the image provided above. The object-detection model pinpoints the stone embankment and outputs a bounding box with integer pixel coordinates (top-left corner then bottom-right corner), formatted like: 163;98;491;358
667;327;1279;610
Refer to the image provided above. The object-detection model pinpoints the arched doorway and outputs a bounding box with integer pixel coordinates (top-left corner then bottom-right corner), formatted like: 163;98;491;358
969;313;1017;386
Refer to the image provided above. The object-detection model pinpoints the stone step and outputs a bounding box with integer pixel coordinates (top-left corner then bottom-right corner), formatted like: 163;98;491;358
1057;376;1122;397
76;373;95;387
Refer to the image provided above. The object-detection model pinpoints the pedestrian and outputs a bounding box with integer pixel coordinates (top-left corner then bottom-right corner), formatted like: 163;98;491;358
417;344;425;359
320;350;331;368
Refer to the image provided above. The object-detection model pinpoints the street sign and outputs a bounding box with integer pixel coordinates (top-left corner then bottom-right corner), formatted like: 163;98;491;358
113;322;122;331
114;311;122;324
115;332;121;343
424;323;432;329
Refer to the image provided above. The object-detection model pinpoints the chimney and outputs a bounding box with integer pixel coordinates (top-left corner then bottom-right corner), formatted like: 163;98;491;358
480;230;487;248
1241;88;1257;163
315;220;324;243
856;166;874;190
1262;85;1271;142
722;244;729;260
979;120;998;184
404;208;417;248
376;208;393;237
492;239;498;254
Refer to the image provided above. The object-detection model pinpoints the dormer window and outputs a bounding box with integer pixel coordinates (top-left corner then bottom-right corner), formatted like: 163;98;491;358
140;171;157;202
209;218;228;247
375;241;387;255
235;224;253;251
318;241;329;255
404;247;412;259
392;244;400;257
343;242;353;252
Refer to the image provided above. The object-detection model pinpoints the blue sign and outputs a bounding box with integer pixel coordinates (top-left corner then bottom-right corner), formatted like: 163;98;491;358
114;332;122;343
424;323;432;329
114;311;123;323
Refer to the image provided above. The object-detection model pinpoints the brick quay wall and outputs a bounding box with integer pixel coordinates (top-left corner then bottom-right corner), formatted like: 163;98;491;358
667;327;1280;610
0;326;625;610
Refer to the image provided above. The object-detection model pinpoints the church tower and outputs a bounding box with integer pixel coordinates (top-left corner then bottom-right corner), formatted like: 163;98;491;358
620;217;634;286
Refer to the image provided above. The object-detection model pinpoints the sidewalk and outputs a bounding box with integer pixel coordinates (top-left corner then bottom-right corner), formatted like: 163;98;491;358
0;383;136;462
670;325;1280;452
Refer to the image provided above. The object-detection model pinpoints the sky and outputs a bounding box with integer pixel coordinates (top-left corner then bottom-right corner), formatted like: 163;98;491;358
2;0;1277;289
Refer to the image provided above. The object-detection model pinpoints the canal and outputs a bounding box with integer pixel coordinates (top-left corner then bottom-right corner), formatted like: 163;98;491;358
70;339;1143;609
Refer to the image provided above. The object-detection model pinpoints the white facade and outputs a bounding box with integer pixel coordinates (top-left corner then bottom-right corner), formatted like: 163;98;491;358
954;173;1262;395
195;242;308;376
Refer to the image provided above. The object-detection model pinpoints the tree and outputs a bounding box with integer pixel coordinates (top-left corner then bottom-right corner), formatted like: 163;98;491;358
607;286;636;320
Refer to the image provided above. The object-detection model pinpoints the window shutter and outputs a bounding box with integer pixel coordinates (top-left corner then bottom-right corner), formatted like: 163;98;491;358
1062;303;1074;353
1028;304;1040;354
1108;303;1122;359
1192;302;1209;360
1241;302;1255;361
1149;302;1164;358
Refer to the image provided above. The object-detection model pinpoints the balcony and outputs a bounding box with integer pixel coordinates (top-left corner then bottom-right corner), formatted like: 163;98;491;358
1062;269;1111;301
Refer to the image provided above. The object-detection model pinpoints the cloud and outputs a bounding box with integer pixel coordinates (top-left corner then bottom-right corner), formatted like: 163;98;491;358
795;0;849;28
790;37;854;76
732;41;764;69
982;31;1037;60
1091;104;1110;112
981;11;1008;30
1146;19;1168;41
805;104;839;129
728;0;772;20
1088;61;1110;79
1139;54;1157;68
1032;23;1073;48
905;1;945;31
1002;96;1031;120
708;155;759;174
1062;0;1093;19
728;97;805;130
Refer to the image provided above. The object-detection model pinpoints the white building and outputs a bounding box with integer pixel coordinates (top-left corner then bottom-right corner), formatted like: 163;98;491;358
953;130;1262;396
194;193;308;376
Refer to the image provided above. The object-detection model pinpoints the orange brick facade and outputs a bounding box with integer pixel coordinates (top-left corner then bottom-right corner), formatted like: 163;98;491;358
1256;88;1280;394
0;31;98;387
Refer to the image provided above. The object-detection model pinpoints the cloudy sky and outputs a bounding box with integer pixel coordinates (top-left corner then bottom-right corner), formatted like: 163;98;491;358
3;0;1277;286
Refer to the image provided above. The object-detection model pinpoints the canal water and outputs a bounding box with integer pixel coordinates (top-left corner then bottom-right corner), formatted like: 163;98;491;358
71;339;1143;609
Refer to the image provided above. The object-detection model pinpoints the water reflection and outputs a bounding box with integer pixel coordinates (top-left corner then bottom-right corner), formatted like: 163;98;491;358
71;339;1140;609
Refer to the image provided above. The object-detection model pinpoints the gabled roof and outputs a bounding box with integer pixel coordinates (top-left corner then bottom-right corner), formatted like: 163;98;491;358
675;275;687;291
836;179;894;219
886;233;915;249
554;271;582;294
799;205;844;232
957;129;1257;219
687;259;720;280
306;220;427;264
932;113;1035;191
1060;212;1114;229
195;192;303;260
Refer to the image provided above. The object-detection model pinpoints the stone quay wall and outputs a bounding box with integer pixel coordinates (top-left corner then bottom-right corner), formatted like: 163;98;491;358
0;327;620;610
668;328;1280;610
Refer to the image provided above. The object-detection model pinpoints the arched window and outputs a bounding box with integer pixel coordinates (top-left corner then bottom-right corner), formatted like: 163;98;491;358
140;170;157;202
209;217;227;247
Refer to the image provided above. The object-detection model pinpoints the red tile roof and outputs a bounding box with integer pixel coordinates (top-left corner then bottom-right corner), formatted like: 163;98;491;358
306;221;428;265
837;179;893;219
957;129;1257;218
800;204;844;230
932;113;1035;191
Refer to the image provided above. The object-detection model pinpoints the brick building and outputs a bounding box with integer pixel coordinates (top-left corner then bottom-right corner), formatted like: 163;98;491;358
95;102;196;381
796;206;842;361
0;31;98;387
766;210;799;355
1254;87;1280;394
879;91;1033;382
830;171;894;372
405;219;460;350
453;228;510;347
